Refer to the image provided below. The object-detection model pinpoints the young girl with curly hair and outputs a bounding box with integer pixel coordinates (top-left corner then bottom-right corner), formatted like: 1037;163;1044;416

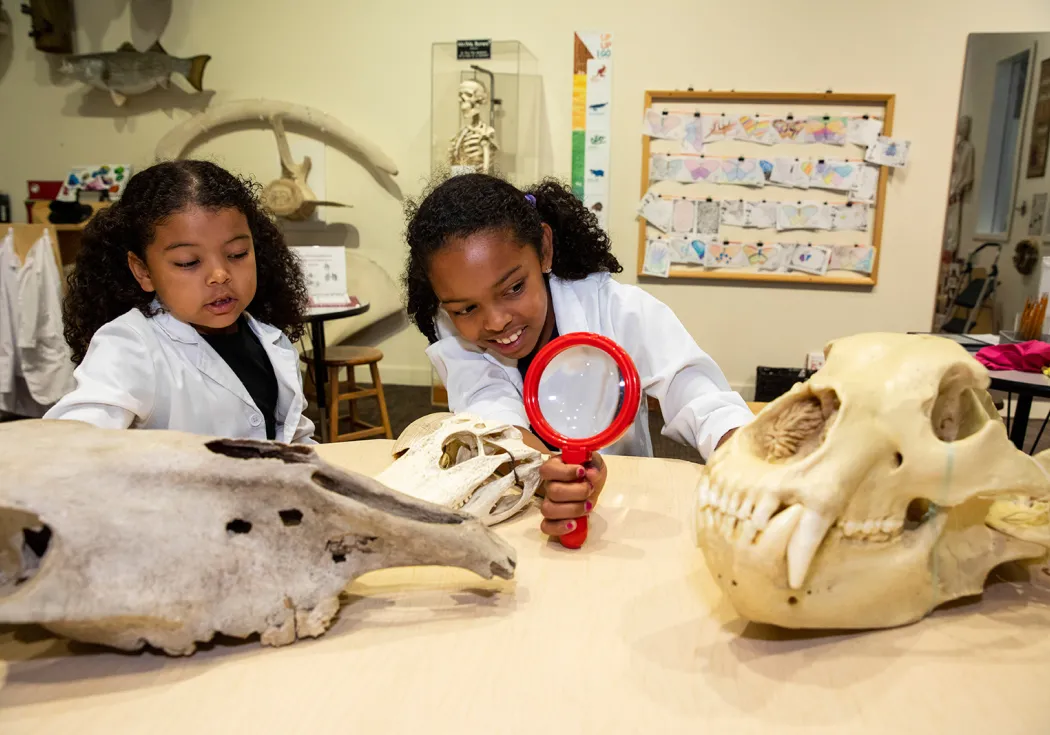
403;173;752;541
45;159;316;443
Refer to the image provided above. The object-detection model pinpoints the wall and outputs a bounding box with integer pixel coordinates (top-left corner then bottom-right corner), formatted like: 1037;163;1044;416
3;1;1050;393
955;32;1050;330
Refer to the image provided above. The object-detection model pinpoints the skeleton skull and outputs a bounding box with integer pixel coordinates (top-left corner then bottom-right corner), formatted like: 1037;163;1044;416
0;420;517;655
376;413;545;525
458;80;488;115
698;333;1050;629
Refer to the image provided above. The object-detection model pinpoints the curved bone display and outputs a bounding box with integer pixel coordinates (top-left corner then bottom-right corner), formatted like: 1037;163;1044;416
0;420;516;655
697;333;1050;630
154;99;399;220
377;413;545;525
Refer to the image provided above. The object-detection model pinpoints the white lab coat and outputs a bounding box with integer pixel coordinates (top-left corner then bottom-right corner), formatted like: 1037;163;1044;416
427;272;753;460
0;228;75;417
45;301;316;444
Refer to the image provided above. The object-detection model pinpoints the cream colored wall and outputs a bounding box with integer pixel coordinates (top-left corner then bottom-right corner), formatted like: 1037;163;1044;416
3;1;1050;393
956;32;1050;331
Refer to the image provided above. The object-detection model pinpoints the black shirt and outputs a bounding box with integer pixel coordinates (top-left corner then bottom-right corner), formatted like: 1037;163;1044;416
202;317;279;440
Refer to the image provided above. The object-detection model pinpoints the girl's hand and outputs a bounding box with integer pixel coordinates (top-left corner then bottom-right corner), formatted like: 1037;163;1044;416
538;453;608;538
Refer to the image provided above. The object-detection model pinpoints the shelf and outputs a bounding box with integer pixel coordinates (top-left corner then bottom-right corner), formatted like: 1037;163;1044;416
28;200;111;230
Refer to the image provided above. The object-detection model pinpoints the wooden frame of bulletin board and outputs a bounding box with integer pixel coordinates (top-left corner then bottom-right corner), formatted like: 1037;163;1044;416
637;90;895;287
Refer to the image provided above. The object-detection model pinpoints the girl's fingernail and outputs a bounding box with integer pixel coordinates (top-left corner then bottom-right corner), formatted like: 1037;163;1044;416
585;501;593;512
577;467;586;479
566;521;576;531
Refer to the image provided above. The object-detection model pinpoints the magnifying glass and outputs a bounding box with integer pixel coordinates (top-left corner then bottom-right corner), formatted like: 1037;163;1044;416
523;332;641;549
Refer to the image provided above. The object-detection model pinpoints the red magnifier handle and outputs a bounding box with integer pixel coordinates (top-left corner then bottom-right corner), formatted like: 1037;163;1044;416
559;446;591;549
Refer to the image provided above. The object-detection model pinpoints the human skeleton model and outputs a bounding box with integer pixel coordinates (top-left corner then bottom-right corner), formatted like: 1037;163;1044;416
449;80;498;174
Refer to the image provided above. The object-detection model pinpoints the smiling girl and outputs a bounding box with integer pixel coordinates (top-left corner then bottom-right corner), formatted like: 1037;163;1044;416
45;160;316;443
403;173;752;541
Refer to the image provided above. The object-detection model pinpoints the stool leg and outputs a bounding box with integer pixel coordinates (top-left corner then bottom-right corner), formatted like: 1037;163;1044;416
370;362;393;440
347;366;359;431
328;365;341;442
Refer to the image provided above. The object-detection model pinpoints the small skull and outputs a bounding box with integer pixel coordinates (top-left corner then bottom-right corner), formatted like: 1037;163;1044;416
458;80;488;114
697;333;1050;629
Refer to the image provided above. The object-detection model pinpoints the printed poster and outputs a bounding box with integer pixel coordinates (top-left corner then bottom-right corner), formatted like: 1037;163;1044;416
572;31;613;230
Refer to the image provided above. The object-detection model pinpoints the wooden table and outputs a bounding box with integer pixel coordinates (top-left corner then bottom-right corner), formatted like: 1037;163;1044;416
2;441;1048;733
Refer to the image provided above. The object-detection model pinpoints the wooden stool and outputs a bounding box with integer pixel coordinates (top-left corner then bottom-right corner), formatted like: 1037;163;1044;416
300;345;392;443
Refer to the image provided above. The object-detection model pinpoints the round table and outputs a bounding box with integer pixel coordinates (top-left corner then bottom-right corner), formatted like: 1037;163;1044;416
1;441;1047;733
303;303;370;442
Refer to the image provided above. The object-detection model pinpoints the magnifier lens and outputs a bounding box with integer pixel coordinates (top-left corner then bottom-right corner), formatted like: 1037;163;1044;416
536;345;625;440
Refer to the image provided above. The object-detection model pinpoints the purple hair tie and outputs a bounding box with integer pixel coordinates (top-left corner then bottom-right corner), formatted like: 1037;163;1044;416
524;194;536;207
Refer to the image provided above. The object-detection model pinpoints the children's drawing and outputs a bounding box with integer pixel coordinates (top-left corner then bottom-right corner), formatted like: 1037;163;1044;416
744;201;778;229
683;158;725;183
759;159;775;182
742;243;782;267
849;164;880;203
719;199;747;227
703;115;740;142
695;200;721;235
791;159;814;189
642;240;672;277
810;159;859;191
720;159;766;187
776;202;833;231
643;110;686;140
831;203;869;232
787;244;832;276
759;243;796;272
864;136;910;168
738;116;778;145
847;117;883;147
772;118;806;142
649;155;672;182
637;189;674;232
672;199;696;233
804;117;848;145
829;245;875;274
668;237;704;265
681;117;705;152
704;242;747;269
769;158;799;187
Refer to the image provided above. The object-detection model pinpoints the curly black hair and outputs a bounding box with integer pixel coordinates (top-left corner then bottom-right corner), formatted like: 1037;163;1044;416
63;159;309;364
403;173;622;343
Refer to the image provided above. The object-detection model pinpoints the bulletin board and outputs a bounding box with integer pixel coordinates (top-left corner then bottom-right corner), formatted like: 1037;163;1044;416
637;90;899;286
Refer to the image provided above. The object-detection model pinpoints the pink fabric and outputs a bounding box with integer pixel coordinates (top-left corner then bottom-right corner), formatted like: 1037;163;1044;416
975;341;1050;372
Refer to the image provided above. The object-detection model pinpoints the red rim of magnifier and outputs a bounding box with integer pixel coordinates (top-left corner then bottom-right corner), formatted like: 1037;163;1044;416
522;332;641;463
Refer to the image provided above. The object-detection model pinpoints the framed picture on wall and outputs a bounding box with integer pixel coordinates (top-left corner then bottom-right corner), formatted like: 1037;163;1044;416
1027;57;1050;179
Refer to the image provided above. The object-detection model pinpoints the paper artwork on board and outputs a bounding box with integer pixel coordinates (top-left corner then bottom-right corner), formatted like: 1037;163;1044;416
737;116;778;145
643;110;687;140
849;164;880;203
720;159;766;187
695;200;721;235
788;244;833;275
804;116;848;145
831;203;869;232
642;240;672;277
759;243;796;272
769;158;799;187
864;136;910;168
719;199;748;227
703;115;740;142
668;236;705;265
810;159;859;192
847;117;883;147
776;202;833;231
704;242;747;269
829;244;875;274
742;243;782;268
671;198;696;233
772;118;807;142
744;201;779;229
681;116;705;152
637;189;674;232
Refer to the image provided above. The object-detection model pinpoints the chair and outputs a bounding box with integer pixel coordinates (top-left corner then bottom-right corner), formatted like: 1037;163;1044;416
300;345;392;442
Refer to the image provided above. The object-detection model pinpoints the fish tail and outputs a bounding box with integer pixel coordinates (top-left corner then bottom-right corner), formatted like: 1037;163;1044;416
183;55;210;92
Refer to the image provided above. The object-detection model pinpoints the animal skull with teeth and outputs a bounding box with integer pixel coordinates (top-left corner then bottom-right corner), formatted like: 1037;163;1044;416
697;333;1050;629
376;413;546;525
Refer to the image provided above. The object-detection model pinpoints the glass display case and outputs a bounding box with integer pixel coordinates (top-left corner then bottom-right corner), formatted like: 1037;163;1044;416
430;40;541;185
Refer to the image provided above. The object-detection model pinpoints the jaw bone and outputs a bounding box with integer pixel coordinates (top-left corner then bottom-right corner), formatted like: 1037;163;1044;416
0;420;517;655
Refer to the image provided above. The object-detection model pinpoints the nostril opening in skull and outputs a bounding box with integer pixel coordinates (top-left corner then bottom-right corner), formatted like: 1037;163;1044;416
0;510;51;597
894;452;903;467
226;519;252;534
750;387;839;463
904;499;936;531
279;509;303;526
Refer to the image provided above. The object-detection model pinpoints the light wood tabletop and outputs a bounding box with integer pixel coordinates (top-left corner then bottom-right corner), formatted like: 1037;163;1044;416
1;439;1048;733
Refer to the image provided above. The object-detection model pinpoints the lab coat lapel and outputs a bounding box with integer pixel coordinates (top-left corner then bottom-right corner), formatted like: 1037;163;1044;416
152;308;257;410
246;315;303;443
548;275;590;335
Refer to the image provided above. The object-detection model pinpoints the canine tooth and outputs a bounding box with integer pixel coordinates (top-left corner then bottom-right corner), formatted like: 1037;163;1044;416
787;508;835;589
753;495;781;529
755;503;803;556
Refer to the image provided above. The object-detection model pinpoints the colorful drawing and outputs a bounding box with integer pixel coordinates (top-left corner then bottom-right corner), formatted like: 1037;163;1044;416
642;239;672;277
776;202;833;231
668;236;704;265
759;243;795;272
811;159;859;191
704;242;746;269
739;116;777;145
788;244;832;275
58;163;132;202
804;116;848;145
772;118;806;141
864;136;910;168
720;159;766;187
688;239;706;262
742;243;782;267
830;245;875;274
643;109;686;140
681;118;704;152
683;158;724;183
704;115;740;142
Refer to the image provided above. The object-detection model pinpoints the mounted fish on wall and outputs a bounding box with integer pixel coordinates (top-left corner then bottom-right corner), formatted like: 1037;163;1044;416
57;40;210;106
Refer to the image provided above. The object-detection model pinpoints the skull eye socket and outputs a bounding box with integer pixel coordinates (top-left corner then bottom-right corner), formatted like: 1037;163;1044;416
0;509;51;598
930;366;993;442
750;387;840;463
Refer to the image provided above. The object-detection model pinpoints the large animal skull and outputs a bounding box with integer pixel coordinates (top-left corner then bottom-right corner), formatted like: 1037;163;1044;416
376;413;545;525
0;420;516;655
698;333;1050;629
